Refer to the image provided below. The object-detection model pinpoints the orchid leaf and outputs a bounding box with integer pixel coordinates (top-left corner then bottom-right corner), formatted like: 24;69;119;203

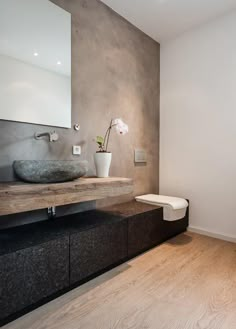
96;136;104;146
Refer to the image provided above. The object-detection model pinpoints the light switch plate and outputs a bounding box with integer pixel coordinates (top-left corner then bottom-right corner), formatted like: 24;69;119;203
73;145;81;155
134;149;147;163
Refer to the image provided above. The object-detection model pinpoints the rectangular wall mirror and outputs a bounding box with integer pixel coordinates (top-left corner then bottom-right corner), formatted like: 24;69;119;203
0;0;71;128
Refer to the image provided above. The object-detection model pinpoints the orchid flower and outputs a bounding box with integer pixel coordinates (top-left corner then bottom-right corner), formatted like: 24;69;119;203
112;118;129;135
95;118;129;152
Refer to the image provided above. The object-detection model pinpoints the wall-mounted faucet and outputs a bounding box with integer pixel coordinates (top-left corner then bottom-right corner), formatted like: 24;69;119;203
35;131;59;142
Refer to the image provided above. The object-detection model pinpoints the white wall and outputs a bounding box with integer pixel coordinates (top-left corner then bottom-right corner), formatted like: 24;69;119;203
160;11;236;242
0;55;71;128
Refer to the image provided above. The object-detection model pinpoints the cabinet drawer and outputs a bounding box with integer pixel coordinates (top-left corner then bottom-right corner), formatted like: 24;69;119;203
0;236;69;320
70;220;127;284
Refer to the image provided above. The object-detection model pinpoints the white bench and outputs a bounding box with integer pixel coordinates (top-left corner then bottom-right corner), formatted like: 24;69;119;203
135;194;188;221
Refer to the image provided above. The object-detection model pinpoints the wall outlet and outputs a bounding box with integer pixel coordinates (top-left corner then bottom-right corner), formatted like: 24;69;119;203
134;149;147;163
72;145;81;155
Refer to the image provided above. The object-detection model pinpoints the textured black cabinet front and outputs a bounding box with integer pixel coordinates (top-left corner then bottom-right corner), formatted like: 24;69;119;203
128;209;164;257
70;220;127;284
128;207;188;257
0;236;69;320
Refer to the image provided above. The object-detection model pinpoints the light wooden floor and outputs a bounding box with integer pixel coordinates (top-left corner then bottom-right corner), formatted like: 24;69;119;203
4;233;236;329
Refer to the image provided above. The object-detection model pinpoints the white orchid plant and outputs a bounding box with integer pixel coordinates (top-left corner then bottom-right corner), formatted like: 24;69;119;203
95;118;129;152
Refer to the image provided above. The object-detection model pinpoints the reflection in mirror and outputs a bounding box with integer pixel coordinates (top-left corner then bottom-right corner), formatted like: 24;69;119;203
0;0;71;128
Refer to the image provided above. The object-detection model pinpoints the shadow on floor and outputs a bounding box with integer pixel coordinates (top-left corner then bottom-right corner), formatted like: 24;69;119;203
166;233;193;246
58;262;132;302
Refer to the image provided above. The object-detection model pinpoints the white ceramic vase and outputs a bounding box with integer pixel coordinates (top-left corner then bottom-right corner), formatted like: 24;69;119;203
94;152;112;178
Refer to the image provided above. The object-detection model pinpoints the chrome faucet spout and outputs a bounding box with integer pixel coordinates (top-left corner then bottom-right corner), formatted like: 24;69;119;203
35;131;59;142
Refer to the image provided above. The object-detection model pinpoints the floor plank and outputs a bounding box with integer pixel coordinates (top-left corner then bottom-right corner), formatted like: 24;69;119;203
3;233;236;329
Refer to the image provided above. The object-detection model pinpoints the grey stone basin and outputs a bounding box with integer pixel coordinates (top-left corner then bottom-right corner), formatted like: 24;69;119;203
13;160;88;183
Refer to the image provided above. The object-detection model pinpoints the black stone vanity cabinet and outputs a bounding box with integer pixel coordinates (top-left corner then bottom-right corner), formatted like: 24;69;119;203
102;201;189;257
0;201;188;325
0;210;128;324
0;236;69;321
70;219;127;284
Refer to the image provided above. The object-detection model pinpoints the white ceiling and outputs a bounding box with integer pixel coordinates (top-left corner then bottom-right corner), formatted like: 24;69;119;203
101;0;236;42
0;0;71;76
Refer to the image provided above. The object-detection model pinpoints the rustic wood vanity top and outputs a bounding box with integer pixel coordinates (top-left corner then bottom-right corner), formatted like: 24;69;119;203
0;177;133;216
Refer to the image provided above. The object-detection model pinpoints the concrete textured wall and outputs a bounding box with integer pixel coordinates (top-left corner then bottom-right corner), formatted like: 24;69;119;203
0;0;160;227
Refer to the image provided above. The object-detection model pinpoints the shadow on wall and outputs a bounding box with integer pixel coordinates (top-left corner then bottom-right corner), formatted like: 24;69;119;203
0;166;16;181
0;201;96;229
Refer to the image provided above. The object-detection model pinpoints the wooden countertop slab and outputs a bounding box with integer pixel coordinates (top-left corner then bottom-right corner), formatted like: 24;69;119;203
0;177;133;216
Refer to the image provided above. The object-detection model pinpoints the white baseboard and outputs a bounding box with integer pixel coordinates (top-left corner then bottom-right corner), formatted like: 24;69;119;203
188;226;236;243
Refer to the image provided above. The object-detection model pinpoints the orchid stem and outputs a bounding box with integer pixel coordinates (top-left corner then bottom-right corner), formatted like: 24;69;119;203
105;127;111;152
103;120;112;152
102;120;118;152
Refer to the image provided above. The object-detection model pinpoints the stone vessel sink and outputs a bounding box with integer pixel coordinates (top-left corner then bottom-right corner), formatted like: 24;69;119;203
13;160;88;183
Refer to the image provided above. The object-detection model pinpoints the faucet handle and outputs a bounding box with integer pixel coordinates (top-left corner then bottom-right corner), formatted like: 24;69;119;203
50;131;59;142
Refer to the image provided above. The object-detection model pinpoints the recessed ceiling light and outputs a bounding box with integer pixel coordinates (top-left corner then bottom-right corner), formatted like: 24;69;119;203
57;61;61;65
34;52;38;57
